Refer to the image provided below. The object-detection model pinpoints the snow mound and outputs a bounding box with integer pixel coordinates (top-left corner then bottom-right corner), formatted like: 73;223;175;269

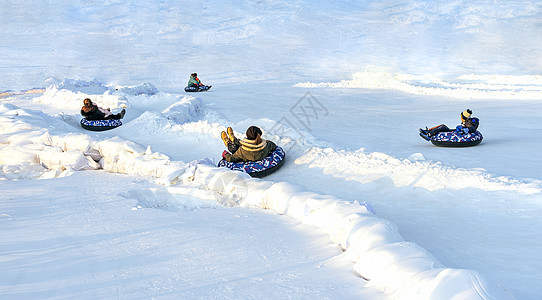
296;147;541;194
296;72;542;100
0;87;45;98
49;79;158;96
33;79;161;111
0;105;100;179
35;85;128;111
162;96;203;124
93;136;189;182
112;82;158;95
54;79;110;94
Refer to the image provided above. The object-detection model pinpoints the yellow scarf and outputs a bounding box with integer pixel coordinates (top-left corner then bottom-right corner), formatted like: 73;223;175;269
239;139;266;152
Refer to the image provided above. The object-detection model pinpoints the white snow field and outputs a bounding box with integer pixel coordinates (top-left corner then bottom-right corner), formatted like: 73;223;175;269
2;1;542;299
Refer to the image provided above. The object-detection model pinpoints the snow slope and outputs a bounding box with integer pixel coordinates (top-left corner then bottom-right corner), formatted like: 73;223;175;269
2;1;542;299
3;1;542;90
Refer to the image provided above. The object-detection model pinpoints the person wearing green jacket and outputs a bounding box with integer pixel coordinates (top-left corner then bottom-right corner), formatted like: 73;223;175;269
187;73;203;87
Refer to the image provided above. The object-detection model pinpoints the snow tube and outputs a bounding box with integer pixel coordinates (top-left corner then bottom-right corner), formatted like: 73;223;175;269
431;131;483;147
217;146;285;178
80;118;122;131
185;85;211;92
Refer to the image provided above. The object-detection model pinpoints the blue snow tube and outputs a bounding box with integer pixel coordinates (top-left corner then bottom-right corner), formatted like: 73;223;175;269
431;131;483;147
185;85;212;92
80;118;122;131
217;146;285;178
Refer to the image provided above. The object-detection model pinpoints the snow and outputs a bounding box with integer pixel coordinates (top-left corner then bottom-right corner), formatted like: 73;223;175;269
1;1;542;299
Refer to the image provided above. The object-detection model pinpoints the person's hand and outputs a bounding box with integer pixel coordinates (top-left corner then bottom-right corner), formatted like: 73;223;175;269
222;150;229;158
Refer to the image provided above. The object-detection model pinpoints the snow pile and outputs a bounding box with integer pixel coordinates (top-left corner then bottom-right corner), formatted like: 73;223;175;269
34;85;128;111
296;147;541;195
33;79;161;111
93;136;189;184
0;87;45;98
54;79;110;95
0;104;100;179
49;79;158;96
112;82;158;95
162;96;203;124
295;72;542;100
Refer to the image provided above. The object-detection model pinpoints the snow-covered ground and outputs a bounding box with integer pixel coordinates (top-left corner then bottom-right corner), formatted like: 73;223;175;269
2;1;542;299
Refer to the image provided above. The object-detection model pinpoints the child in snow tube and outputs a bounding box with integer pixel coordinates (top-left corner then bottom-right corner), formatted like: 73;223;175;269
81;98;125;121
80;98;126;131
185;73;211;92
419;109;482;147
217;126;285;177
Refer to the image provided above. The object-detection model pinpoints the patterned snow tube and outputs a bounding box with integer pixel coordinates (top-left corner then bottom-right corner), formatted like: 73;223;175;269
185;85;211;92
431;131;483;147
217;146;285;178
80;118;122;131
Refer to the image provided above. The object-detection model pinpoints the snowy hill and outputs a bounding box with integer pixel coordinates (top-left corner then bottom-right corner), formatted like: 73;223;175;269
2;1;542;299
3;1;542;91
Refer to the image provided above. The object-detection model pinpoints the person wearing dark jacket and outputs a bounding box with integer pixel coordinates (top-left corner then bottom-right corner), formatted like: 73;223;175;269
220;126;277;162
81;98;125;120
419;109;479;140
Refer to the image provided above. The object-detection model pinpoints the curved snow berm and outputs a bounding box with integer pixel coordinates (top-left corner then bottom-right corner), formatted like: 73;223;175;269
431;131;483;147
80;118;122;131
217;146;285;178
192;167;510;300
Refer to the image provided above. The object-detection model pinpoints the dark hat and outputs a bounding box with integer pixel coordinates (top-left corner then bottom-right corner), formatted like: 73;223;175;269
246;126;262;140
461;109;472;121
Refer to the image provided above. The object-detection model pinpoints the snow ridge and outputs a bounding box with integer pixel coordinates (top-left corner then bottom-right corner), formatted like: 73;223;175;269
296;72;542;100
296;147;540;195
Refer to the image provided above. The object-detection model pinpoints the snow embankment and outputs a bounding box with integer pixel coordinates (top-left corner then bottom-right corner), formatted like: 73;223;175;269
296;147;540;195
295;72;542;100
0;92;513;299
32;79;161;111
0;80;202;180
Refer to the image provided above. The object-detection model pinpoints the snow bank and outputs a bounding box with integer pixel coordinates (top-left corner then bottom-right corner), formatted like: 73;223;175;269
0;104;100;179
53;79;110;95
0;87;45;98
93;136;189;182
34;85;128;111
48;78;158;96
112;82;158;95
183;167;510;299
296;72;542;100
33;79;160;111
296;147;541;195
162;96;203;124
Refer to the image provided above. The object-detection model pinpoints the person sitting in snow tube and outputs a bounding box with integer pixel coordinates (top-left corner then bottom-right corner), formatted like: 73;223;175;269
217;126;285;177
185;73;211;92
80;98;126;131
419;109;483;147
